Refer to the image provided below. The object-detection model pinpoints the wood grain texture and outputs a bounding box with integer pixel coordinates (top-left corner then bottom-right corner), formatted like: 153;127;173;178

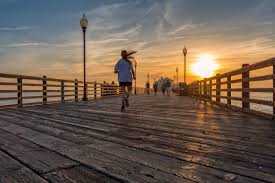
0;150;48;183
0;95;274;182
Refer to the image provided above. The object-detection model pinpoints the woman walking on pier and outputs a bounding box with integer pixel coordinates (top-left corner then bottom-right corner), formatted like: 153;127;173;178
114;50;136;111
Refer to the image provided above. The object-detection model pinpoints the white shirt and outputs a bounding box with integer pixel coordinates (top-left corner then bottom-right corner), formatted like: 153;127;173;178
114;59;134;82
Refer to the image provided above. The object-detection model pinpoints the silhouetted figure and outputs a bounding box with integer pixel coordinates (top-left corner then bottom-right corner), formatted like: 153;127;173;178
146;81;150;95
165;80;171;96
153;82;158;95
114;50;136;111
161;82;166;96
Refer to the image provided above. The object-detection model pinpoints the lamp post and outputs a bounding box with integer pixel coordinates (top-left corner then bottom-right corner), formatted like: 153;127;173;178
176;67;179;85
134;61;137;95
80;14;88;101
183;46;188;83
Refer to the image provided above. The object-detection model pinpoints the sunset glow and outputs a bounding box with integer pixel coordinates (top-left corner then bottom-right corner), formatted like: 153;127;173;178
191;54;218;78
0;1;274;85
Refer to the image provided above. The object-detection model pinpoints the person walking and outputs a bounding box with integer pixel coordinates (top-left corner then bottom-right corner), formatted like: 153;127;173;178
161;82;166;96
153;82;158;95
165;79;171;96
114;50;136;111
146;81;150;95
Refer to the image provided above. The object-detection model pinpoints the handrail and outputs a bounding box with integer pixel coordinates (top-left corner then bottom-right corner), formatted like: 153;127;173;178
188;57;275;119
0;73;122;108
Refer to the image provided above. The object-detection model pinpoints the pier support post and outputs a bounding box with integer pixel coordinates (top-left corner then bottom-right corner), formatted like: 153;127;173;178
196;81;199;96
227;76;231;105
209;79;212;100
94;82;97;99
61;81;65;102
190;82;193;96
17;77;22;108
216;74;221;102
203;78;207;99
199;81;202;98
242;64;250;109
75;79;78;101
273;65;275;116
43;76;47;105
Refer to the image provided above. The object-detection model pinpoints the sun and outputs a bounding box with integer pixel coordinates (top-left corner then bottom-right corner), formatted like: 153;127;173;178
191;54;218;78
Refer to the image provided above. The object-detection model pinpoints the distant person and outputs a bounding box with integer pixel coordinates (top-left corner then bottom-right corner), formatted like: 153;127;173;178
161;82;166;96
146;81;150;95
114;50;136;111
165;80;171;96
153;82;158;95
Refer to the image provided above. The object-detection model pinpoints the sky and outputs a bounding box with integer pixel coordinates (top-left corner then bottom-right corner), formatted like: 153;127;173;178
0;0;275;85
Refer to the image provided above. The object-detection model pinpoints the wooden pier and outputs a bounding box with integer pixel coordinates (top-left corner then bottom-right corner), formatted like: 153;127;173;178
0;58;275;182
0;95;274;183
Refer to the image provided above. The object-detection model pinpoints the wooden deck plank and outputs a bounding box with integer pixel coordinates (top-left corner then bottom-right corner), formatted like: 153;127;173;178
0;123;122;183
0;129;79;174
20;106;275;144
3;108;275;162
3;108;275;157
0;120;193;183
0;95;274;182
43;165;121;183
35;96;275;130
0;107;274;182
16;105;275;138
0;114;271;182
0;150;48;183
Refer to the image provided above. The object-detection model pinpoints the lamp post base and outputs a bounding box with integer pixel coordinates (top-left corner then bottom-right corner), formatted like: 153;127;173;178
82;96;88;101
83;85;88;101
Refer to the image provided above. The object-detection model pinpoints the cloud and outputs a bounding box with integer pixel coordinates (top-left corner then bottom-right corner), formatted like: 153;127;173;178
87;2;128;17
0;26;37;31
1;0;275;84
3;42;49;47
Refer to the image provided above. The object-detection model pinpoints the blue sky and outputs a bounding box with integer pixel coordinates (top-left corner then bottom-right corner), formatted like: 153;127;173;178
0;0;274;83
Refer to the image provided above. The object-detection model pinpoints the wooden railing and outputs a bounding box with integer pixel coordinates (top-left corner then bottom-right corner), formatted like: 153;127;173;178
0;73;121;108
188;57;275;119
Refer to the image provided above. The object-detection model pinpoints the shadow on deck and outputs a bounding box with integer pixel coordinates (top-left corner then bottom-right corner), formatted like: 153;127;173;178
0;95;274;183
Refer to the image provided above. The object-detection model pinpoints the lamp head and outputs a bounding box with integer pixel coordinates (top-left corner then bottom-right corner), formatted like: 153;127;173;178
183;46;187;55
80;14;88;30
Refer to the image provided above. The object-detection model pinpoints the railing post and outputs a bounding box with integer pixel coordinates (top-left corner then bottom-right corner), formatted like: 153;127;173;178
199;81;202;98
216;74;221;102
75;79;78;101
209;79;212;100
227;76;231;105
61;81;65;102
195;81;198;96
86;83;88;99
43;76;47;104
105;84;109;96
189;82;193;96
203;78;207;99
17;77;22;108
273;64;275;116
94;82;97;99
242;64;250;109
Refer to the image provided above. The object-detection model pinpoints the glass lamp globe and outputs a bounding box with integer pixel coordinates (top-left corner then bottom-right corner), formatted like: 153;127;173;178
183;47;187;55
80;14;88;29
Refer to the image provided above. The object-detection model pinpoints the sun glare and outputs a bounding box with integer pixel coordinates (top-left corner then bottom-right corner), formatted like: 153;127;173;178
191;54;218;78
